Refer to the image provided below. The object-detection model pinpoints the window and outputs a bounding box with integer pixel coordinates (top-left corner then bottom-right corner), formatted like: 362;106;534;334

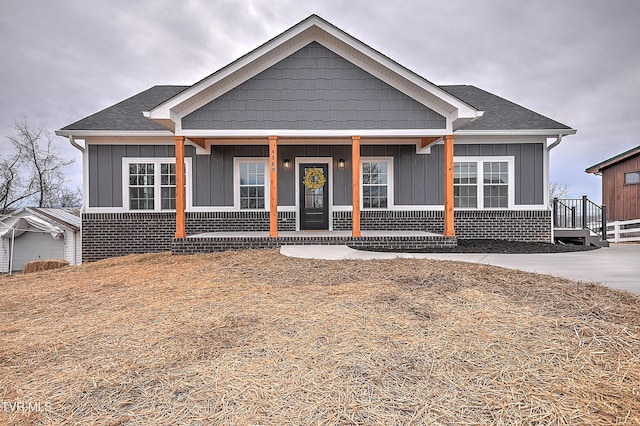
361;159;392;209
454;162;477;208
234;159;269;210
160;163;176;209
483;162;509;208
624;171;640;185
239;162;265;209
129;163;155;210
453;157;513;209
124;158;187;211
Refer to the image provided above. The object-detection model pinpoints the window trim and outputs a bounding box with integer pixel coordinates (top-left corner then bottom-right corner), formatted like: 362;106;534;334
624;171;640;185
122;157;192;212
360;157;394;210
233;158;270;211
453;156;515;210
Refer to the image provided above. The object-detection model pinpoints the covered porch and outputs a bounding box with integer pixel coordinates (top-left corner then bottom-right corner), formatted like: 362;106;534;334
171;134;457;252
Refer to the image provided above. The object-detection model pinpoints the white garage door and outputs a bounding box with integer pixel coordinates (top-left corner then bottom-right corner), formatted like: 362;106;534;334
12;231;65;271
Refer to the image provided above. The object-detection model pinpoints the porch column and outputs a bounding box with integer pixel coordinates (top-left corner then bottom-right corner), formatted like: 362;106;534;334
443;134;455;237
174;136;186;238
269;135;278;238
352;135;361;237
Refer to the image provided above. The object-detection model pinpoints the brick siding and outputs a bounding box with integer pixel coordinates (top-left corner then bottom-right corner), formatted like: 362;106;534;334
172;235;456;254
82;209;550;261
335;210;551;241
82;211;295;261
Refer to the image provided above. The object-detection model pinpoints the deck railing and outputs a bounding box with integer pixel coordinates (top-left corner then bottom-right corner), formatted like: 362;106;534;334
553;196;607;240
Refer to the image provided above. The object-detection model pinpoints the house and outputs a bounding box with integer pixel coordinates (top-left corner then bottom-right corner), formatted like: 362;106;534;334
56;15;576;262
0;207;81;272
586;145;640;221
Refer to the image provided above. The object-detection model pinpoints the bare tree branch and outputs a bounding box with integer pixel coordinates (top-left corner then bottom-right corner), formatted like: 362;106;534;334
2;116;78;211
550;181;571;200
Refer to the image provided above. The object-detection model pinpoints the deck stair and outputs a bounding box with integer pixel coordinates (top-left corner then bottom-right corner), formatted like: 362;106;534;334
553;196;609;247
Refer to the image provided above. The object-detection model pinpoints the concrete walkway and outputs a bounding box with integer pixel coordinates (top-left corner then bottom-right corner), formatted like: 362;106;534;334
280;244;640;295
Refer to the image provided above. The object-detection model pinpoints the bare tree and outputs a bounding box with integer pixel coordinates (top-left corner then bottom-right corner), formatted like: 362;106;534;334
49;186;82;208
0;153;36;213
550;181;571;201
4;117;78;209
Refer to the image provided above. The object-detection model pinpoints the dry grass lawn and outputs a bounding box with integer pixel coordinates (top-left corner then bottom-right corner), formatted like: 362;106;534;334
1;249;639;425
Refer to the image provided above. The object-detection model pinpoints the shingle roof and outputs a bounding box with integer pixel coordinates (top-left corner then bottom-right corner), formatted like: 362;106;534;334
440;85;571;131
585;145;640;174
60;84;571;133
61;85;188;131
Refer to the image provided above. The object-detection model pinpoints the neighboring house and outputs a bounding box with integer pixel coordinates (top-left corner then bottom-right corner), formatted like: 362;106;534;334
586;145;640;221
56;15;576;261
0;207;81;272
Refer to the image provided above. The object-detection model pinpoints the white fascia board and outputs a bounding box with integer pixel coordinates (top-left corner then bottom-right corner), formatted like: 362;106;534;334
178;129;449;138
56;130;174;138
454;129;577;137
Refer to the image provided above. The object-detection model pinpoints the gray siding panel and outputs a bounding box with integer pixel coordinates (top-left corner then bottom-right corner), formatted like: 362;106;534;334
455;143;544;205
88;142;544;209
182;42;446;131
89;144;188;208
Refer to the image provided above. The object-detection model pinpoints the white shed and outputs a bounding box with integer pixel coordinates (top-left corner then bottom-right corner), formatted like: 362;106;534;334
0;208;81;273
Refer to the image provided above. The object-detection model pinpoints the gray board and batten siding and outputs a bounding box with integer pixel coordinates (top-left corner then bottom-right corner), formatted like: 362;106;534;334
182;42;446;131
88;142;544;209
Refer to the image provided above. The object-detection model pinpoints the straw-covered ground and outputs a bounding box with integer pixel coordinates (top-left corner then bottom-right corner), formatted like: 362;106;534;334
1;250;639;425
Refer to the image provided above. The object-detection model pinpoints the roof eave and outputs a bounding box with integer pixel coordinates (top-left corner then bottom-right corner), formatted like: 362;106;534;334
56;130;175;138
454;128;577;137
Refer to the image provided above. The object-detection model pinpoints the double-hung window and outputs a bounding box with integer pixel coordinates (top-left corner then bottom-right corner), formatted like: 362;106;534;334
361;158;393;209
234;159;269;210
482;162;509;208
125;158;185;211
454;157;513;209
453;162;477;208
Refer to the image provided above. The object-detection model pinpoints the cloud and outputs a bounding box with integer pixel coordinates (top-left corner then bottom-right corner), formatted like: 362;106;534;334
1;0;639;204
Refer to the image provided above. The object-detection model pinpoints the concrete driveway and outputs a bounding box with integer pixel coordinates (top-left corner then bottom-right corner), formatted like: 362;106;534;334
280;244;640;295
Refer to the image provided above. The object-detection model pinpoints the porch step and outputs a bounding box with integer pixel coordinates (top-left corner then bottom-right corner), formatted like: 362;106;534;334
172;232;457;254
554;229;609;247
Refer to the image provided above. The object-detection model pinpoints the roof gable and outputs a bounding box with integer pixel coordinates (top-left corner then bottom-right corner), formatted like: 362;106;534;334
146;15;480;135
182;42;446;131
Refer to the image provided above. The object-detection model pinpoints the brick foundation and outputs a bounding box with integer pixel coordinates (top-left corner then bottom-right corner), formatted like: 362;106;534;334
82;211;295;261
82;209;550;261
172;234;457;254
335;210;551;242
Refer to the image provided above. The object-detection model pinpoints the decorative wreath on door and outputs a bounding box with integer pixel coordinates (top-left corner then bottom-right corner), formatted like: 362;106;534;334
303;168;326;191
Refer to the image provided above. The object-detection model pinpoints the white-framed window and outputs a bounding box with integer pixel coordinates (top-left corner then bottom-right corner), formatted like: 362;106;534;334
453;157;514;209
233;158;270;210
123;158;190;211
361;157;393;209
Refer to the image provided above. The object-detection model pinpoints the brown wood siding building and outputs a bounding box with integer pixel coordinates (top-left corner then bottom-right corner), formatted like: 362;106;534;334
587;146;640;221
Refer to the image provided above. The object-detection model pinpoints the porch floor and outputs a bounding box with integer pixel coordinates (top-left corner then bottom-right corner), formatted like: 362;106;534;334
173;230;456;254
188;230;442;238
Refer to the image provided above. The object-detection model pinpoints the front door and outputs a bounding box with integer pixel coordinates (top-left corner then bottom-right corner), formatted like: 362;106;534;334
300;163;329;230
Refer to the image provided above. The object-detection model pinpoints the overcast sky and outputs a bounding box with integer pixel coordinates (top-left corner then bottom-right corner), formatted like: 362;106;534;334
2;0;639;203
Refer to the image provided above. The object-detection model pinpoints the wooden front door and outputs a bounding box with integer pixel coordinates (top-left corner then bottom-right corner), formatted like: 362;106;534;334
299;163;329;230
